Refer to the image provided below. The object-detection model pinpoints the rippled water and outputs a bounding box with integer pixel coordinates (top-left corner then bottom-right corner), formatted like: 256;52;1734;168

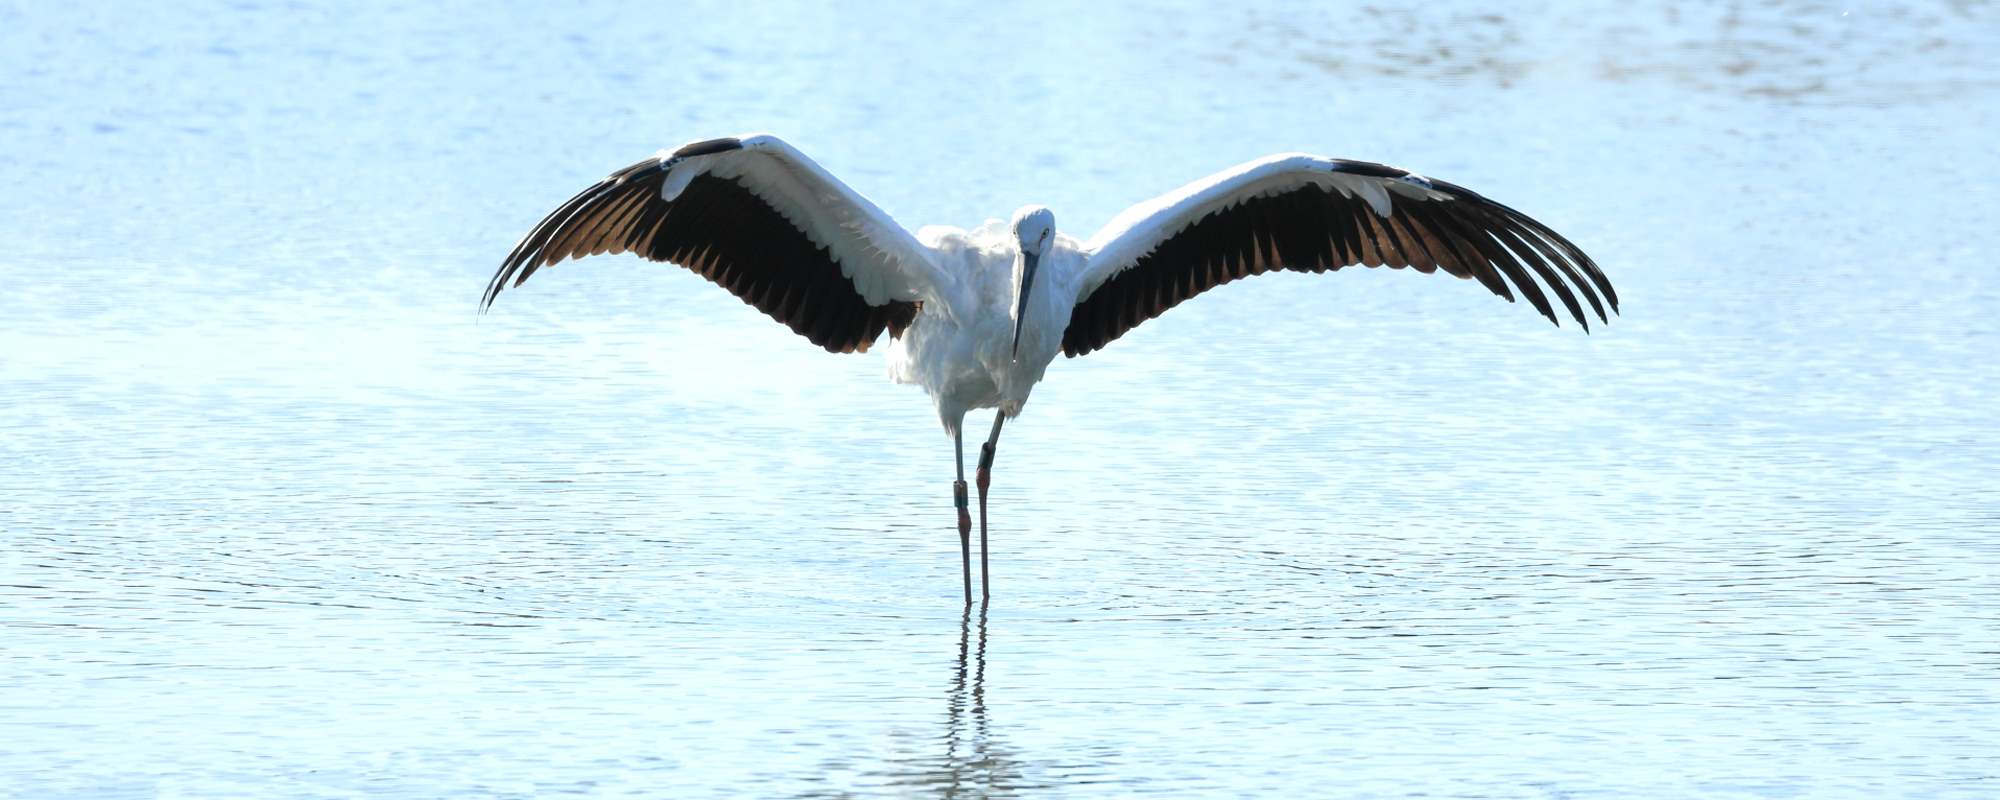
5;1;1998;797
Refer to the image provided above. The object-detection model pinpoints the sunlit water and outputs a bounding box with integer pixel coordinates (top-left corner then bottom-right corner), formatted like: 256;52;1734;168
4;1;1998;797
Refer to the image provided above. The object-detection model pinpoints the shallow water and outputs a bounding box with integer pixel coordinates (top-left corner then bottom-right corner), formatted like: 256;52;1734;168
4;1;1998;797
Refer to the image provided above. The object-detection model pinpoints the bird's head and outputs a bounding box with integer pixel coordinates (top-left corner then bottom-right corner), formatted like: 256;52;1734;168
1012;205;1056;257
1010;205;1056;359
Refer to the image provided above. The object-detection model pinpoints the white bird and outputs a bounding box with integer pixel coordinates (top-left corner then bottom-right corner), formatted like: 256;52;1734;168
482;133;1618;603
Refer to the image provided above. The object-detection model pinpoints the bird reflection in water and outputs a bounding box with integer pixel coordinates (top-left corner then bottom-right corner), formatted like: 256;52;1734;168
874;602;1040;797
943;604;990;776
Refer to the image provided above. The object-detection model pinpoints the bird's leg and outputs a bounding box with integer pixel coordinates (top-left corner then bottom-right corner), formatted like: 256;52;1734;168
954;426;972;605
976;411;1006;601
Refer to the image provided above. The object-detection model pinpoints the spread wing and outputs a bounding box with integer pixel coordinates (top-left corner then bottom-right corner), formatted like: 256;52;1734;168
483;134;960;354
1066;154;1618;357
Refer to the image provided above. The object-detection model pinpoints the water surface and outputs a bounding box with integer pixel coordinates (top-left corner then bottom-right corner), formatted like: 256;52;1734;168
3;1;1998;797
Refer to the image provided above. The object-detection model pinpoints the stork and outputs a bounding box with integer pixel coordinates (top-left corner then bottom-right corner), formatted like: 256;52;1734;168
482;134;1618;604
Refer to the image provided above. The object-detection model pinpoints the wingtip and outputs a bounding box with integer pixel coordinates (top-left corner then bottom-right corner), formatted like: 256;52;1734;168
1579;293;1619;331
479;273;505;314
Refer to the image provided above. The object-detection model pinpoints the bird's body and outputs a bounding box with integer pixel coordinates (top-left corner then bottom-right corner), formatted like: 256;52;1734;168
484;133;1618;603
888;220;1082;435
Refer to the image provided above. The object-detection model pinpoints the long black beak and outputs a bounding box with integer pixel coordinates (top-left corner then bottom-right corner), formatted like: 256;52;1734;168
1011;250;1039;359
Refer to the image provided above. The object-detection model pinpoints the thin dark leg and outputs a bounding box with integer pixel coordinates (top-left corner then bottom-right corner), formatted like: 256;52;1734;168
954;426;971;605
976;411;1006;601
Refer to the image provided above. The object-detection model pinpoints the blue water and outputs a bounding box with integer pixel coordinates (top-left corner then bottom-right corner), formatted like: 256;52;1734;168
4;1;1998;797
